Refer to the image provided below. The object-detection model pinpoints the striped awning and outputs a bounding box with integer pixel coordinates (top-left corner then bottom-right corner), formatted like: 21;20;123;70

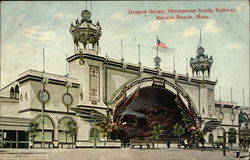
70;107;106;123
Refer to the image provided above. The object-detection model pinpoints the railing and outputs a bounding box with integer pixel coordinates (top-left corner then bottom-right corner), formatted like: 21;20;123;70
1;140;29;148
129;138;178;149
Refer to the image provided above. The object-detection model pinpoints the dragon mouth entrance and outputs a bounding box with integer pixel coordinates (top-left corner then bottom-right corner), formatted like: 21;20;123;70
113;86;187;139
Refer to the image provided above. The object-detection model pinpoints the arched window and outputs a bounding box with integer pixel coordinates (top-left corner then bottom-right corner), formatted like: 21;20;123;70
208;133;214;143
14;85;19;98
89;128;99;142
33;115;54;143
58;117;77;143
10;87;15;98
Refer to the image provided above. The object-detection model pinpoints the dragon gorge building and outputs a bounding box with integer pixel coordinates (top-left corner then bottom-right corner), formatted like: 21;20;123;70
0;9;241;148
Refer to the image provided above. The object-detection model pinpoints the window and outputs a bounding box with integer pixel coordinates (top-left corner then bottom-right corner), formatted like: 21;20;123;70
14;85;19;98
38;89;50;103
10;87;14;98
33;115;54;142
208;133;214;143
58;118;77;143
62;93;73;106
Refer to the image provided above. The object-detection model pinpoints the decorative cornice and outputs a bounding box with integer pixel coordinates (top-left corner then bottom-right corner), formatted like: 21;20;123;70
19;108;76;115
17;74;80;88
67;53;217;86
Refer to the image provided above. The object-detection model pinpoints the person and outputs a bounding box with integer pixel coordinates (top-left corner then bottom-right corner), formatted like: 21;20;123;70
199;137;206;148
167;141;171;148
184;139;188;148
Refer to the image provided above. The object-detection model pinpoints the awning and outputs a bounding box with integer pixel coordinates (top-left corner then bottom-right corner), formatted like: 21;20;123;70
70;107;106;122
118;109;145;118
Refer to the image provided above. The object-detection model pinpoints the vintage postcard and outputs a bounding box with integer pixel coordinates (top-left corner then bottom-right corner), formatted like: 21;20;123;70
0;1;249;160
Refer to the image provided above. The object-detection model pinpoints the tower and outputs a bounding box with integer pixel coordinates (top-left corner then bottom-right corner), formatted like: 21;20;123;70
190;30;213;80
69;9;102;55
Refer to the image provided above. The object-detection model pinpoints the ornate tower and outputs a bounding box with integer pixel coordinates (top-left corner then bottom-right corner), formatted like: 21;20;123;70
69;10;102;55
190;31;213;80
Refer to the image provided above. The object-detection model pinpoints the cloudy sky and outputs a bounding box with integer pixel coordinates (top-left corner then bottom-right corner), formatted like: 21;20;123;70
1;1;249;107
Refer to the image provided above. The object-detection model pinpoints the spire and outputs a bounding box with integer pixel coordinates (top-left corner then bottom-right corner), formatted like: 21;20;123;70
198;29;202;47
190;30;213;80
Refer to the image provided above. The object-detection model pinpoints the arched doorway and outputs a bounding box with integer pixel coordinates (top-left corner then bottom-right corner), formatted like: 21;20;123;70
33;115;54;148
109;77;200;140
208;133;214;143
58;117;77;148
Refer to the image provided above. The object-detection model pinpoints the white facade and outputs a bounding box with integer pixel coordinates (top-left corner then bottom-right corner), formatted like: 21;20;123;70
0;9;242;148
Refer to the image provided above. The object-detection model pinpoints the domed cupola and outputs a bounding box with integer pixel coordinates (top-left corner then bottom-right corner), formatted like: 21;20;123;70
69;9;102;55
190;30;213;79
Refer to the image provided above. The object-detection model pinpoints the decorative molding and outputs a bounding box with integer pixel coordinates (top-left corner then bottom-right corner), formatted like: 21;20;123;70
19;108;76;115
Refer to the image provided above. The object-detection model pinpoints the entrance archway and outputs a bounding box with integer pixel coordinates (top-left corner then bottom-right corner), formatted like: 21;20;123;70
109;77;200;140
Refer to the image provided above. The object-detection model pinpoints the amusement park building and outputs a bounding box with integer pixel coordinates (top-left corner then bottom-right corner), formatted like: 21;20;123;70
0;9;245;148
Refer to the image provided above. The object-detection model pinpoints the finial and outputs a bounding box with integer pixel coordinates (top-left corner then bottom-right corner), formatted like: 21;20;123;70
76;19;79;24
154;56;161;70
81;10;91;21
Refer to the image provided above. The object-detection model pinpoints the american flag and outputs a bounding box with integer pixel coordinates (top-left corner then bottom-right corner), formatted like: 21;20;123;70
157;39;167;48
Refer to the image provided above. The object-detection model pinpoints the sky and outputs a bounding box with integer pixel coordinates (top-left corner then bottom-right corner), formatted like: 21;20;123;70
0;1;249;107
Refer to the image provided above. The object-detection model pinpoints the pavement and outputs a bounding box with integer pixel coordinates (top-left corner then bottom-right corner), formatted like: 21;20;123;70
0;148;249;160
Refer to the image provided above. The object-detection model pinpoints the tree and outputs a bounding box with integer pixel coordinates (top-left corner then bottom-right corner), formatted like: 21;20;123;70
228;128;236;148
150;124;164;148
151;124;164;139
173;123;185;148
96;122;120;140
191;129;203;148
95;121;121;147
64;120;78;148
173;123;185;138
26;121;39;148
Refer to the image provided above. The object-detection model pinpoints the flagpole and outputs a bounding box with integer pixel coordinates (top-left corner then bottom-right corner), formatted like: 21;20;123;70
121;39;124;61
156;35;159;57
230;87;233;103
43;48;45;73
138;44;141;65
173;53;176;73
243;88;244;108
219;86;221;102
66;54;68;76
186;57;188;76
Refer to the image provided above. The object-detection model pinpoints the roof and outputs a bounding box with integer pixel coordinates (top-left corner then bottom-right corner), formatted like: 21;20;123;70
118;109;145;118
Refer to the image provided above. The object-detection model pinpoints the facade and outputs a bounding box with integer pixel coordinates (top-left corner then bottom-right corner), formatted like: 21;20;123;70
0;9;243;148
